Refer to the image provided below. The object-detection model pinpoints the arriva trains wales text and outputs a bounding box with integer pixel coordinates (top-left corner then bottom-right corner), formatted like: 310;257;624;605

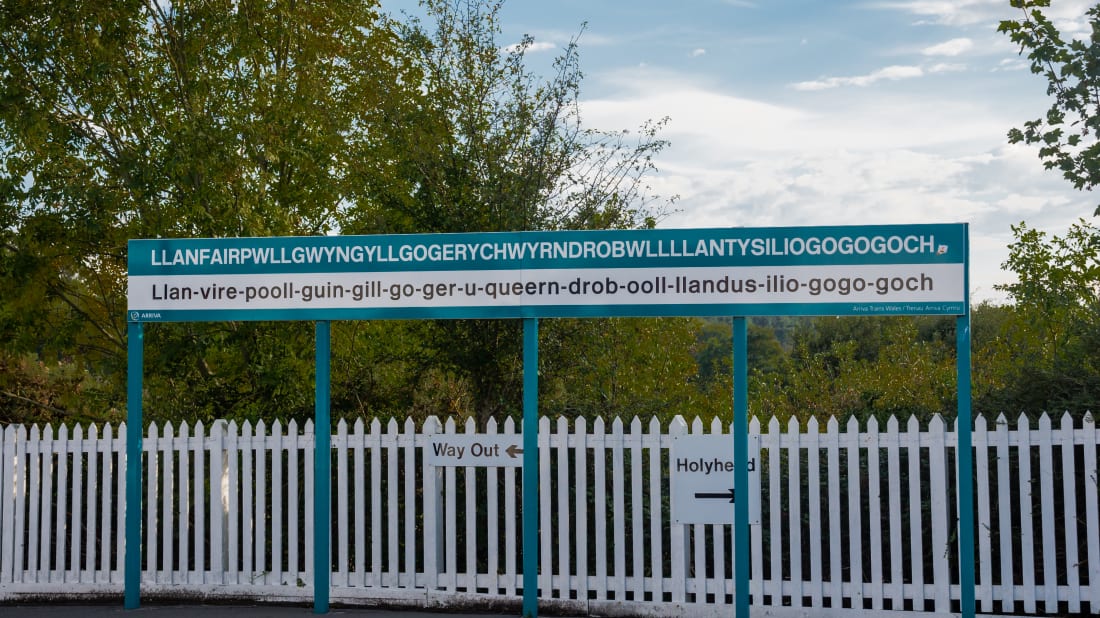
147;235;945;268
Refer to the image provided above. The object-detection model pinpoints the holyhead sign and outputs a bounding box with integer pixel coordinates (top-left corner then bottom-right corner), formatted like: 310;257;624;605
127;223;967;321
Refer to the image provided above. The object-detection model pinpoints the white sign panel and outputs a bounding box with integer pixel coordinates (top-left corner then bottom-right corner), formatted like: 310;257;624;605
426;434;525;467
127;263;964;313
671;434;761;525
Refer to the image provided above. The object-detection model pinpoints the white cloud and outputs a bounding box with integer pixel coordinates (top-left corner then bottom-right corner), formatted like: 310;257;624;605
791;65;924;91
871;0;1093;31
790;59;969;91
922;37;973;57
536;29;618;48
502;40;557;54
691;48;706;57
928;62;966;73
586;66;1008;154
996;192;1061;216
868;0;1014;27
994;58;1028;72
578;70;1093;302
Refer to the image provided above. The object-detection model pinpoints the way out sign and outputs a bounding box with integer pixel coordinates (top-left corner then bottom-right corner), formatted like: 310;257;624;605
426;434;524;467
671;434;761;525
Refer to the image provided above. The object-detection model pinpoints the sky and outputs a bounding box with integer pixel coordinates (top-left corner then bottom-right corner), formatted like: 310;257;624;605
394;0;1099;303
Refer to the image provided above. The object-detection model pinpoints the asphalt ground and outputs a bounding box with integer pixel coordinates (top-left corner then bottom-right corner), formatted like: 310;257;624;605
0;605;545;617
0;603;1050;617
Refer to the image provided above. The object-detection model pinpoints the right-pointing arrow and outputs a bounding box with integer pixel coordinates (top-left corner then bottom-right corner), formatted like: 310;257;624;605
695;488;735;503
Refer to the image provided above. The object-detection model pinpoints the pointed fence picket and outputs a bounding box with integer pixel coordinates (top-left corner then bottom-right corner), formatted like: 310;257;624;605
0;412;1098;616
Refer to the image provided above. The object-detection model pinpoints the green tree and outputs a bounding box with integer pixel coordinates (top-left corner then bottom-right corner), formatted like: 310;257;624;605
690;318;786;388
989;0;1100;415
539;317;704;423
0;0;675;424
0;0;418;423
351;0;671;236
998;220;1100;344
968;301;1021;413
755;316;958;425
980;220;1100;415
1000;0;1100;215
341;0;674;423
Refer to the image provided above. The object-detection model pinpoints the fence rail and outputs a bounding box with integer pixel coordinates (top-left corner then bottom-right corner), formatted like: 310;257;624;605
1;412;1097;616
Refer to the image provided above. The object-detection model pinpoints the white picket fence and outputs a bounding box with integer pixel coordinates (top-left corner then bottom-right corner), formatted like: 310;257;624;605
1;412;1098;616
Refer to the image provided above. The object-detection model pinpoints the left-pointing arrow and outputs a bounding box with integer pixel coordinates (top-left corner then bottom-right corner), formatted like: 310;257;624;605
506;444;523;458
694;489;735;503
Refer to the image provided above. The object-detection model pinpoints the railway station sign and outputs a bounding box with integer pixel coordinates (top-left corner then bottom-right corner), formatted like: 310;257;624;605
125;222;973;618
127;223;968;322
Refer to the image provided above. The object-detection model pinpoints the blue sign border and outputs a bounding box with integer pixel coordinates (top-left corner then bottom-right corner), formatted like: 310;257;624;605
128;224;969;321
129;224;966;274
127;300;968;323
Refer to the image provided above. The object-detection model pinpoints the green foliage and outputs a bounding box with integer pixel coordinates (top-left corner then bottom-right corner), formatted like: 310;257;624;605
9;0;1095;427
997;220;1100;339
540;317;704;423
1000;0;1100;215
338;0;675;422
690;314;787;387
690;319;733;389
980;220;1100;415
139;321;320;425
353;0;673;236
0;0;415;423
0;0;676;425
991;0;1100;414
754;317;958;426
0;351;119;426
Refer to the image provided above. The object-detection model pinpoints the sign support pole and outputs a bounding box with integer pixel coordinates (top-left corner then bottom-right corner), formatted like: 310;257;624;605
522;317;539;618
124;321;143;610
956;223;975;618
314;321;332;614
732;317;749;618
957;313;975;618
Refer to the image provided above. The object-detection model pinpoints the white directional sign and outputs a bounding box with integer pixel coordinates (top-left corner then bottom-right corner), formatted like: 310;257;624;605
426;434;525;467
671;434;761;525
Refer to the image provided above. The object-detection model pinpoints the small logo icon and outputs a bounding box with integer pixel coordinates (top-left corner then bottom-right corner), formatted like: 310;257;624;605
936;245;948;255
130;311;140;321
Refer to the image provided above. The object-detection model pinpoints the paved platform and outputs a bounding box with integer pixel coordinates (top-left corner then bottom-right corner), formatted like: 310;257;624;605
0;603;1043;617
0;605;542;617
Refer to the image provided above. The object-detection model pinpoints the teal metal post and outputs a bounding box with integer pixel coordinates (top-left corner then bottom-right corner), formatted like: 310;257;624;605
732;317;749;618
957;314;975;618
125;321;143;609
522;318;539;618
314;321;332;614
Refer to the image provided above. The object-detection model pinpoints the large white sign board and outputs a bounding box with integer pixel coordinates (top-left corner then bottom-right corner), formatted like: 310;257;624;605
127;224;968;322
